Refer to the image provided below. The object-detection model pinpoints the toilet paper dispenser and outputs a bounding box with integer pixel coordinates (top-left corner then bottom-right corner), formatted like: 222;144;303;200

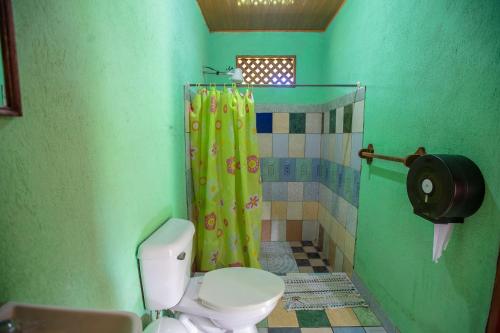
359;144;485;224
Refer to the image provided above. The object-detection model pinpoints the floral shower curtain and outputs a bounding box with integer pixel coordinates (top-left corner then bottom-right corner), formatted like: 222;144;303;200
189;86;262;271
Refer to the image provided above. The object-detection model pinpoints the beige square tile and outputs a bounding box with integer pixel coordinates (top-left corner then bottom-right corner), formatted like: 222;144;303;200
299;266;314;273
267;300;299;327
343;257;353;277
325;307;360;326
273;113;289;133
306;113;322;133
287;202;303;220
293;252;308;259
341;133;351;166
352;100;364;133
309;258;324;266
344;232;355;263
261;201;271;220
289;241;302;247
303;201;319;220
258;134;273;157
288;134;305;157
303;246;316;253
286;220;302;241
333;221;346;251
271;201;287;219
288;182;303;201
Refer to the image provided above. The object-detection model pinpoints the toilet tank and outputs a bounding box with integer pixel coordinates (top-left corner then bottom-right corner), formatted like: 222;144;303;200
137;218;195;310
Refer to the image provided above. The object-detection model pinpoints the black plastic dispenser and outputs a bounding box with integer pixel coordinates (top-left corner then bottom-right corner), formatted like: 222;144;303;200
406;154;485;224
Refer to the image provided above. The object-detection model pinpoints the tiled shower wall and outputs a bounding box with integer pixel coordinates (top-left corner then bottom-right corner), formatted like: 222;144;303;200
184;87;365;273
256;88;365;274
317;91;364;275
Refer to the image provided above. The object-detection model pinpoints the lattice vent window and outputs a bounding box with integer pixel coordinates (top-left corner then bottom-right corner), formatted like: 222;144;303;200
236;56;296;85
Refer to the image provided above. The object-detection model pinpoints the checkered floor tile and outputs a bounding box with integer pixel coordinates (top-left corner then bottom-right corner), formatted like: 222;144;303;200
289;240;332;273
258;241;386;333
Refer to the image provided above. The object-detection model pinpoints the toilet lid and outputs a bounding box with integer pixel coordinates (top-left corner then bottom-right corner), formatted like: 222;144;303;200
198;267;285;312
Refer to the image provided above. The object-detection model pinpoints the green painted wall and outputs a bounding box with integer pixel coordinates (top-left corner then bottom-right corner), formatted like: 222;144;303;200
207;32;335;104
323;1;500;332
0;0;208;314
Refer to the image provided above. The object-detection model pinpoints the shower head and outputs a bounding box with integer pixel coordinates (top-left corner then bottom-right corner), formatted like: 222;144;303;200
203;66;245;84
227;68;244;83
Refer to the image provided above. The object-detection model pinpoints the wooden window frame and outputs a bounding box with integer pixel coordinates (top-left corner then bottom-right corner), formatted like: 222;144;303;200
0;0;21;117
236;55;296;86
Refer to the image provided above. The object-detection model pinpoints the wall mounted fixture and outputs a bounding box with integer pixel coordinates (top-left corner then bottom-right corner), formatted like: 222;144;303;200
358;144;426;168
359;144;485;225
202;66;244;83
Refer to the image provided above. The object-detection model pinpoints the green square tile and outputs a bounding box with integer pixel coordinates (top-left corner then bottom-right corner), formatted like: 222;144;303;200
329;109;336;133
295;158;312;181
328;162;338;191
296;310;330;328
261;158;280;182
352;307;381;326
290;113;306;133
343;104;353;133
257;318;268;328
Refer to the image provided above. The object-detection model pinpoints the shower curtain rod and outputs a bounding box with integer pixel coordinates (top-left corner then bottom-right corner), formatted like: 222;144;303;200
188;83;362;88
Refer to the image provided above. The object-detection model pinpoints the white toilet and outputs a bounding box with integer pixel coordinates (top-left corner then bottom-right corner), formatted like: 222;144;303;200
138;218;285;333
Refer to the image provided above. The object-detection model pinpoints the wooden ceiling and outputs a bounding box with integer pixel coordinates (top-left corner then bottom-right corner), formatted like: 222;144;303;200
197;0;345;32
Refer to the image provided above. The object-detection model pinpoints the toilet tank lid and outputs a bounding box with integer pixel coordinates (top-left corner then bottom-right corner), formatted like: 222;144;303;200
137;218;195;260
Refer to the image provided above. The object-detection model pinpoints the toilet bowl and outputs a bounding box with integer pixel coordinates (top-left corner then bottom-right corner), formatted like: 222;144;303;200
138;218;285;333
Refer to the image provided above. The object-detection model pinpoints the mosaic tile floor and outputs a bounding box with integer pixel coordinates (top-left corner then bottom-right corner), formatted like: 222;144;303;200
259;241;387;333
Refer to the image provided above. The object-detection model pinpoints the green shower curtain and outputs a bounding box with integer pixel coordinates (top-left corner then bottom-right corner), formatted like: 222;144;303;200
189;86;262;271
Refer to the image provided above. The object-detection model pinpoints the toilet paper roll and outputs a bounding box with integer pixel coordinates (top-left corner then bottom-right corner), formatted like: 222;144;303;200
432;223;454;263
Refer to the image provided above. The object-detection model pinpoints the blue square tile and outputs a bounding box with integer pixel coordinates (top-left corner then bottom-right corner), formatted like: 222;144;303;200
336;163;345;195
321;160;331;186
279;158;296;182
343;167;354;204
319;159;328;184
262;182;272;200
353;170;361;207
295;158;312;182
333;134;344;164
351;133;363;171
328;162;337;192
303;182;319;201
256;113;273;133
305;134;321;158
271;182;288;200
273;134;289;158
311;158;322;181
261;158;279;182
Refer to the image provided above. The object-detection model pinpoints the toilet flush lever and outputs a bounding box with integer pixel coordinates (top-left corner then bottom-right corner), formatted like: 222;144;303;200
177;252;186;260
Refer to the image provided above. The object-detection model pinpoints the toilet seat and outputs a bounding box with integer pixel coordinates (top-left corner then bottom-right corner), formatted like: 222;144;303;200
198;267;285;312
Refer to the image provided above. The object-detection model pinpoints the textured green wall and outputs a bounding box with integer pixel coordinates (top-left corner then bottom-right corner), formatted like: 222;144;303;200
0;0;208;313
324;1;500;332
207;32;334;104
